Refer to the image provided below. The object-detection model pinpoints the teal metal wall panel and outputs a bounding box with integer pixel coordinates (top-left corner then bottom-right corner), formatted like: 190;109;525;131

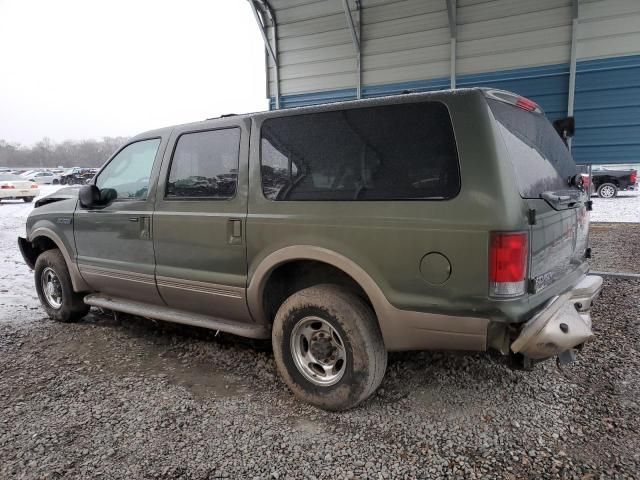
572;54;640;165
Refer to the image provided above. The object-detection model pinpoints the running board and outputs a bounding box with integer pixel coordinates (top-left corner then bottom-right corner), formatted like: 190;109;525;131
84;293;270;340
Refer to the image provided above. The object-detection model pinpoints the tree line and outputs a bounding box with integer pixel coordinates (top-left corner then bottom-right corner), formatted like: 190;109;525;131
0;137;128;168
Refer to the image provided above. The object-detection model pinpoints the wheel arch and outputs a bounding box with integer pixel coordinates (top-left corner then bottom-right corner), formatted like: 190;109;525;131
27;227;90;292
247;246;388;330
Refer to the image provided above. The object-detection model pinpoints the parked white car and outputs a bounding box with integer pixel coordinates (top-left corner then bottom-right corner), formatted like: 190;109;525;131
0;174;40;202
23;171;61;184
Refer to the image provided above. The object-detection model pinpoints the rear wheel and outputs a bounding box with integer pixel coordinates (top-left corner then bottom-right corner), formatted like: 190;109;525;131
597;183;617;198
272;284;387;411
22;197;33;203
34;249;89;322
53;179;59;185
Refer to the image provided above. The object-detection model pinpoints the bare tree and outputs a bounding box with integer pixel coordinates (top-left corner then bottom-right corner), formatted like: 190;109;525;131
0;137;129;168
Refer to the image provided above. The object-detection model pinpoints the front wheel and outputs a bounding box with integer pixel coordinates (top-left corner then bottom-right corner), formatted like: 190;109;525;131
34;249;89;322
597;182;618;198
272;284;387;411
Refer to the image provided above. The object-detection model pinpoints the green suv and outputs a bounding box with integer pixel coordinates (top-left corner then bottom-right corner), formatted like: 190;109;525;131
19;88;602;410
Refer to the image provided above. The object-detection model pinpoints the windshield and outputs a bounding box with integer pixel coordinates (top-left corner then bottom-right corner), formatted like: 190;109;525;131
488;99;577;198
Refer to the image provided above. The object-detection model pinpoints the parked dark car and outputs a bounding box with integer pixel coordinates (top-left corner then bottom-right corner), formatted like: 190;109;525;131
59;168;97;185
581;166;637;198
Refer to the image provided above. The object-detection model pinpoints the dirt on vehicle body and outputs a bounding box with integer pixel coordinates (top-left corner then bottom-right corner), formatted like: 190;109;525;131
19;88;601;410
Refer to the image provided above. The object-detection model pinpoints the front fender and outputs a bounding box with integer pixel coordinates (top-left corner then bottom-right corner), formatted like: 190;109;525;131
26;226;91;292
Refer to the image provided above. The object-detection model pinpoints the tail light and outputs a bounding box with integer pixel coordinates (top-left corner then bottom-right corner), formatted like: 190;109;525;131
1;185;15;189
31;184;38;189
489;232;528;298
484;89;542;114
631;170;637;184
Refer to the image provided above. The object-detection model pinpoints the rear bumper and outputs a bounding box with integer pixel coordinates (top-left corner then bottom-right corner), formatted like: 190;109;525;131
511;275;603;359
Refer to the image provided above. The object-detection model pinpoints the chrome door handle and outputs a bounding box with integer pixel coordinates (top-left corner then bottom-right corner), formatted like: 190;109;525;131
128;217;139;222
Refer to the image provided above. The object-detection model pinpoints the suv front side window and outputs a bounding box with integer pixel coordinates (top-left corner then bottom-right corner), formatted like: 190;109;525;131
96;138;161;200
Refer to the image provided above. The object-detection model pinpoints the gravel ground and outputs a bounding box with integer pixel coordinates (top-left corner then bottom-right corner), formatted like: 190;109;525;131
1;282;639;478
1;190;639;479
589;223;640;274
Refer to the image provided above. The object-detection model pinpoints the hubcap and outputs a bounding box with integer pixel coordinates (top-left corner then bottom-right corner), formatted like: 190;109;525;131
41;267;63;309
290;316;347;386
600;185;615;198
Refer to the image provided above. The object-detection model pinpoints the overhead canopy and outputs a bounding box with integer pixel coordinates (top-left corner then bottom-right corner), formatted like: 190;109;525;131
248;0;640;165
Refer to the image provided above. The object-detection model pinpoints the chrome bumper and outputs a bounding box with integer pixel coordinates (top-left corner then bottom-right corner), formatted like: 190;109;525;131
511;275;603;360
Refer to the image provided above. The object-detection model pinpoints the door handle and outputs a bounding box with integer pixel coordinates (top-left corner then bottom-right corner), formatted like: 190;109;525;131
228;218;242;245
128;217;139;222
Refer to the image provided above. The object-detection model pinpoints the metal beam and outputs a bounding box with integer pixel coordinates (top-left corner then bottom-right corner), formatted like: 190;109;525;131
567;0;579;148
342;0;361;99
445;0;456;89
248;0;280;109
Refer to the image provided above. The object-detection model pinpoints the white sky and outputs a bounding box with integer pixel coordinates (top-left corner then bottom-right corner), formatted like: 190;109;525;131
0;0;268;145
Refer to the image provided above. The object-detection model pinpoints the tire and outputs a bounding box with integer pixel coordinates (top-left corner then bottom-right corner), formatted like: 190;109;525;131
59;178;66;185
272;284;387;411
34;249;89;323
22;197;33;203
53;179;59;185
597;182;617;198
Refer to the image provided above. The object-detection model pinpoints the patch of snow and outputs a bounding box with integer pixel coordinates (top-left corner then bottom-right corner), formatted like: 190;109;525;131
0;185;64;319
590;190;639;223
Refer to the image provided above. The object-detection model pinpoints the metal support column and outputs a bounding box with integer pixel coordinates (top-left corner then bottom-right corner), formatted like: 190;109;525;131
567;0;579;149
342;0;361;99
446;0;457;89
248;0;280;109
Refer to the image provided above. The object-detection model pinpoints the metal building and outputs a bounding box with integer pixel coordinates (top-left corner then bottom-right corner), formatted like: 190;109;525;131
249;0;640;165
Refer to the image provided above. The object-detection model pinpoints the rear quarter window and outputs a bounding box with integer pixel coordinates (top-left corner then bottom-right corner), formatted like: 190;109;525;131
260;102;460;201
488;99;577;198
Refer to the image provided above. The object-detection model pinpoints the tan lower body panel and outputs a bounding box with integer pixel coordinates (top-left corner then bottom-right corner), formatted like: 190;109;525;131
378;306;489;352
78;264;164;306
155;276;251;323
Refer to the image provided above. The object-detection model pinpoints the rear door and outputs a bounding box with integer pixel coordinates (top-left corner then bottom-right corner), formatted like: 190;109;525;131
152;118;252;323
74;137;167;304
487;95;589;293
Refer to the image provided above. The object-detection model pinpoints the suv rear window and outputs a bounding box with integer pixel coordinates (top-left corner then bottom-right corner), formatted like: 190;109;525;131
488;99;577;198
260;102;460;201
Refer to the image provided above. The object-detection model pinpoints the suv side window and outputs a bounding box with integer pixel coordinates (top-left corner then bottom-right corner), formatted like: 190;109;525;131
166;128;240;199
96;138;161;200
260;102;460;201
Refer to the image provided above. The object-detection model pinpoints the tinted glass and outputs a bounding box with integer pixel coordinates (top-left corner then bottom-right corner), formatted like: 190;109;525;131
260;102;460;201
167;128;240;199
488;99;577;198
96;139;161;200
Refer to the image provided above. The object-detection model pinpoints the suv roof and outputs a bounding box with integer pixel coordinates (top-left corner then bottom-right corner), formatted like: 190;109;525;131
131;88;489;142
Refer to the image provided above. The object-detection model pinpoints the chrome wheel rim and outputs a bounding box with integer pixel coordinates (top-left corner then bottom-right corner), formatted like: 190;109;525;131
600;185;615;198
290;316;347;386
41;267;63;309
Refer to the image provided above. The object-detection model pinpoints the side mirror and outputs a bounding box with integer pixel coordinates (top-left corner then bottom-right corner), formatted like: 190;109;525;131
79;185;101;209
553;116;575;140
